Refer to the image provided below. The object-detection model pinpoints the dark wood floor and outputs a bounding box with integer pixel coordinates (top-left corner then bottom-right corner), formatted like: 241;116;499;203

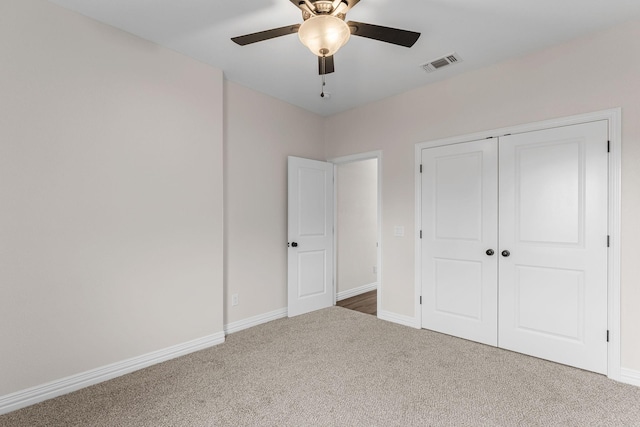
336;290;377;316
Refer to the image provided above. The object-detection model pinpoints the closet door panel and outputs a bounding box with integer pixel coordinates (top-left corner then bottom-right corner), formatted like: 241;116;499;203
498;121;608;374
421;140;498;346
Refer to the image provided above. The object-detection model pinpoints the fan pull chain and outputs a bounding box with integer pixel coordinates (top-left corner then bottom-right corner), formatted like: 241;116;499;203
320;74;326;98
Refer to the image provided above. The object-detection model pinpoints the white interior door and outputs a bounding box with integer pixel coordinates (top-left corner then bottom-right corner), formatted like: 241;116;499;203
498;121;609;374
288;156;334;317
421;139;498;346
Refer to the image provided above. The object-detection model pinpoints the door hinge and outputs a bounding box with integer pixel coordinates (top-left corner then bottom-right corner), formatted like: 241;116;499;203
420;296;422;305
607;235;610;247
607;330;610;342
419;164;423;173
607;140;611;153
420;230;422;239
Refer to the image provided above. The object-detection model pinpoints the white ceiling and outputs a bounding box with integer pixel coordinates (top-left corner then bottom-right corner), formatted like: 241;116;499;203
48;0;640;116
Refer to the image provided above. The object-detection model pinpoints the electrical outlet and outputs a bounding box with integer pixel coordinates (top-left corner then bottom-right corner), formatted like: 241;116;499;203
232;293;239;306
394;226;405;237
373;266;377;275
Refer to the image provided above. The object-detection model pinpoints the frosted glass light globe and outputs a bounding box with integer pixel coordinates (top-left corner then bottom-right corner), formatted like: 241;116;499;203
298;15;351;57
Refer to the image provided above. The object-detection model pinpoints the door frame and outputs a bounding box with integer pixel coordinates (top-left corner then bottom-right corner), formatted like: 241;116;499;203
329;151;383;318
414;108;621;381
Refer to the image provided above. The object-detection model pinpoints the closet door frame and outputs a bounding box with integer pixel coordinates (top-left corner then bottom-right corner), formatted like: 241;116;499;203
414;108;621;382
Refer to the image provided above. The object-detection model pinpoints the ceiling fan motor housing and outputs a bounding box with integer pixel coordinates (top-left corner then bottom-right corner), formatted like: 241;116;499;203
313;1;335;14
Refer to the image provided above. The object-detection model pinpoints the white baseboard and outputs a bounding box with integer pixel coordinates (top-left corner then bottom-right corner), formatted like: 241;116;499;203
620;368;640;387
224;308;288;335
336;282;378;302
0;332;225;416
378;310;420;329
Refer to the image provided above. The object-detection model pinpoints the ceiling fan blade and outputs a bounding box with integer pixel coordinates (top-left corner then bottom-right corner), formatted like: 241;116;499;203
318;55;335;75
231;24;301;46
347;21;420;47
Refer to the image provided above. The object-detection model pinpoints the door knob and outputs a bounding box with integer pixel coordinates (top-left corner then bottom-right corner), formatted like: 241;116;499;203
486;249;494;256
501;250;510;257
291;242;298;248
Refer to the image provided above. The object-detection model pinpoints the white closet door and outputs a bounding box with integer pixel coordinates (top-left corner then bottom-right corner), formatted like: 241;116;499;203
421;140;498;346
498;121;609;374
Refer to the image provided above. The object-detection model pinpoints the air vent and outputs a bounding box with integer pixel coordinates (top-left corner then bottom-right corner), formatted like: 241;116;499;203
420;52;463;73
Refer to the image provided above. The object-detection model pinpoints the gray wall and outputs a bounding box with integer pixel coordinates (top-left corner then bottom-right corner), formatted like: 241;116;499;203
0;0;224;395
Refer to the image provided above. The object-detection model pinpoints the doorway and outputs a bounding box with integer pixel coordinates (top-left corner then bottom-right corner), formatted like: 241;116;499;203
332;152;382;317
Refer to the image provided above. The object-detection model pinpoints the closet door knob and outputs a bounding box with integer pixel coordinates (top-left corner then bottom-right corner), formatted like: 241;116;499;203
501;250;511;257
291;242;298;248
486;249;494;256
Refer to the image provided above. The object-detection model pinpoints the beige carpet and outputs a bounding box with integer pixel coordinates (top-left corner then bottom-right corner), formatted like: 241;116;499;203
2;307;640;426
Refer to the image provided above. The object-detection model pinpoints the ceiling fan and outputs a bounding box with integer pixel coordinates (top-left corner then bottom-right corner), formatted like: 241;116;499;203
231;0;421;75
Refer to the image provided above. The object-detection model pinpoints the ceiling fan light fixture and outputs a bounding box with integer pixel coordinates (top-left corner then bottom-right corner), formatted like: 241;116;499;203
298;15;351;57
